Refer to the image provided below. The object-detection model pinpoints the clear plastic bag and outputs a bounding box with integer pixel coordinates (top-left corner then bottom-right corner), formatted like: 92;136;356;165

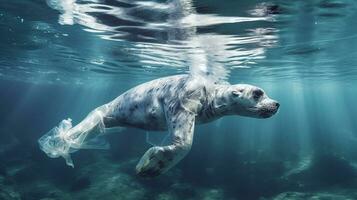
38;118;77;167
38;107;112;167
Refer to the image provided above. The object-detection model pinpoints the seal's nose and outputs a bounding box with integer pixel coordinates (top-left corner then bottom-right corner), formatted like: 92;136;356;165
275;102;280;109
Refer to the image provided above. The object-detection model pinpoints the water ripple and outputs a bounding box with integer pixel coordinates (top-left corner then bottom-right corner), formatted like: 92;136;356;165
0;0;356;84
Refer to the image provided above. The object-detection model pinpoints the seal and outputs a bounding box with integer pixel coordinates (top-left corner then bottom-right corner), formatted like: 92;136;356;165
38;74;279;177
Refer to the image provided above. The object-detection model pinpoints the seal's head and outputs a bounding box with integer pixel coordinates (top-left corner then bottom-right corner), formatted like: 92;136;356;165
218;84;279;118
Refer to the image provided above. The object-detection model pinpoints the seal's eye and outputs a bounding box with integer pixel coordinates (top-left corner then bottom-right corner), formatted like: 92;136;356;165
252;89;264;100
232;91;240;96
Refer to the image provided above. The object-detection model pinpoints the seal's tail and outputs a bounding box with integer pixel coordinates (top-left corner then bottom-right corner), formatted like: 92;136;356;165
38;117;111;167
38;118;77;167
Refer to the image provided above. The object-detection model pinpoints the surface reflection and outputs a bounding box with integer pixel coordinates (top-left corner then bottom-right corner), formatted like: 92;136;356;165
45;0;275;83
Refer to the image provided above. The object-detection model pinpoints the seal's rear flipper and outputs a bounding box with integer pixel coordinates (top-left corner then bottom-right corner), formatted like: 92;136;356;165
38;118;111;167
38;118;76;167
38;110;122;167
79;135;110;150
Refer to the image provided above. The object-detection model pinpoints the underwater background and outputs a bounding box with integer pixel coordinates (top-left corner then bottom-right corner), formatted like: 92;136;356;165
1;0;357;199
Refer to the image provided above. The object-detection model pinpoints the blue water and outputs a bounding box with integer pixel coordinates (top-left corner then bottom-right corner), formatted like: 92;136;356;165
1;0;357;199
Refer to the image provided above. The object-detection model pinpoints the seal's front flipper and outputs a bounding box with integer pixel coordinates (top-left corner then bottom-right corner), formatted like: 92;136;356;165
145;131;172;147
136;107;196;177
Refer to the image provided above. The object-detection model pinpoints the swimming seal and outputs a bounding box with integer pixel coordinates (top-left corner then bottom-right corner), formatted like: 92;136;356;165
38;74;279;177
